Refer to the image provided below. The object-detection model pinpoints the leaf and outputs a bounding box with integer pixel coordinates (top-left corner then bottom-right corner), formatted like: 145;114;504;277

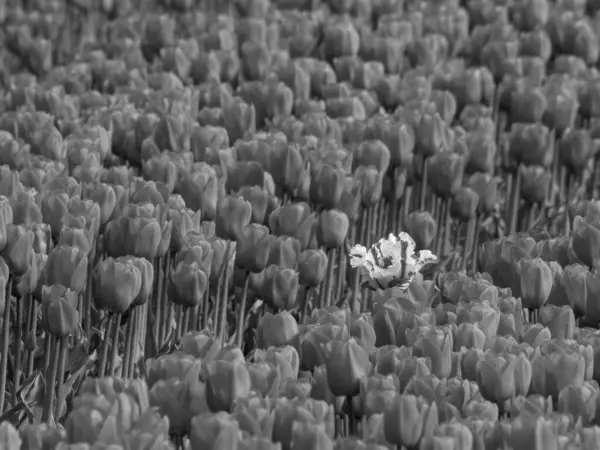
19;372;44;424
56;350;97;420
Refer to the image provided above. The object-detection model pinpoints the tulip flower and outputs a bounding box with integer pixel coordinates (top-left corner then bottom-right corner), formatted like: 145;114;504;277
268;236;301;269
236;224;274;273
350;232;437;291
405;211;437;250
2;224;34;276
450;187;479;222
509;123;552;167
256;311;300;351
317;209;349;249
531;351;585;400
384;394;439;448
169;261;208;308
516;258;553;310
539;305;575;340
321;338;371;397
204;360;251;413
558;383;598;425
519;165;552;204
298;249;328;288
310;164;345;210
40;284;79;337
559;128;594;175
43;244;88;294
260;264;299;310
573;221;600;268
94;257;142;314
428;151;465;199
190;412;241;450
476;352;517;403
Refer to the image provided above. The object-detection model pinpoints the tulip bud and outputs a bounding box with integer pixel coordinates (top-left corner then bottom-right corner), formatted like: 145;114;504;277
310;164;345;210
539;304;575;340
476;353;516;403
468;173;498;214
428;151;465;200
260;264;299;310
519;165;551;204
559;128;594;175
44;244;88;295
236;224;274;273
317;209;349;249
94;257;142;314
204;360;251;413
256;311;300;350
216;196;253;243
517;257;553;310
450;187;479;222
321;338;370;397
384;394;439;447
41;284;79;337
2;224;34;275
178;166;219;220
169;261;208;308
405;211;437;250
298;249;329;288
413;328;453;379
509;123;553;167
416;113;449;157
558;383;597;425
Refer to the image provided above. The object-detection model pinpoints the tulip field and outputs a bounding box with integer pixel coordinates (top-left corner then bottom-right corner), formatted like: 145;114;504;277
7;0;600;448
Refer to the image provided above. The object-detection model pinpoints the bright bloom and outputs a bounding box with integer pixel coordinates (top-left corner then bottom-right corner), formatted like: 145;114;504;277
349;232;437;290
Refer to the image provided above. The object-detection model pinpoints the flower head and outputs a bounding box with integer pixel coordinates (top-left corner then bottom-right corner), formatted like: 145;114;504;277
349;232;438;290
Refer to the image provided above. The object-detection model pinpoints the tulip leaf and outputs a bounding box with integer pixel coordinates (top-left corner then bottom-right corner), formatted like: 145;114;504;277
18;372;44;425
56;349;97;420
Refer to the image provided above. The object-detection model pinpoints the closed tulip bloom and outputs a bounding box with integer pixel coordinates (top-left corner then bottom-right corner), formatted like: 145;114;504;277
531;352;585;400
559;128;594;175
322;338;371;397
539;304;575;340
178;166;219;220
310;163;345;210
204;360;251;413
119;256;154;306
455;323;486;350
260;264;299;310
384;394;439;447
317;209;349;249
236;224;274;273
559;382;598;426
413;328;453;379
405;211;437;250
519;165;551;204
82;182;117;228
41;284;79;337
517;258;553;309
268;236;302;269
416;113;449;157
189;412;240;450
428;151;465;199
476;352;517;403
468;173;498;214
256;311;300;350
298;249;328;288
93;257;142;314
170;261;208;308
572;221;600;268
2;224;34;275
215;196;253;243
44;245;88;294
450;187;479;221
509;123;552;167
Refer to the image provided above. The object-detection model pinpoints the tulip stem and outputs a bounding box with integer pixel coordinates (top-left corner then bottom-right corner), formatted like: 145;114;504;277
11;290;23;406
98;314;113;378
420;157;429;211
123;310;134;378
218;263;231;345
153;256;163;357
235;272;250;349
335;243;346;304
54;336;68;419
326;248;337;308
159;253;172;348
26;296;38;377
42;335;58;423
0;276;12;413
110;313;121;376
508;167;522;236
